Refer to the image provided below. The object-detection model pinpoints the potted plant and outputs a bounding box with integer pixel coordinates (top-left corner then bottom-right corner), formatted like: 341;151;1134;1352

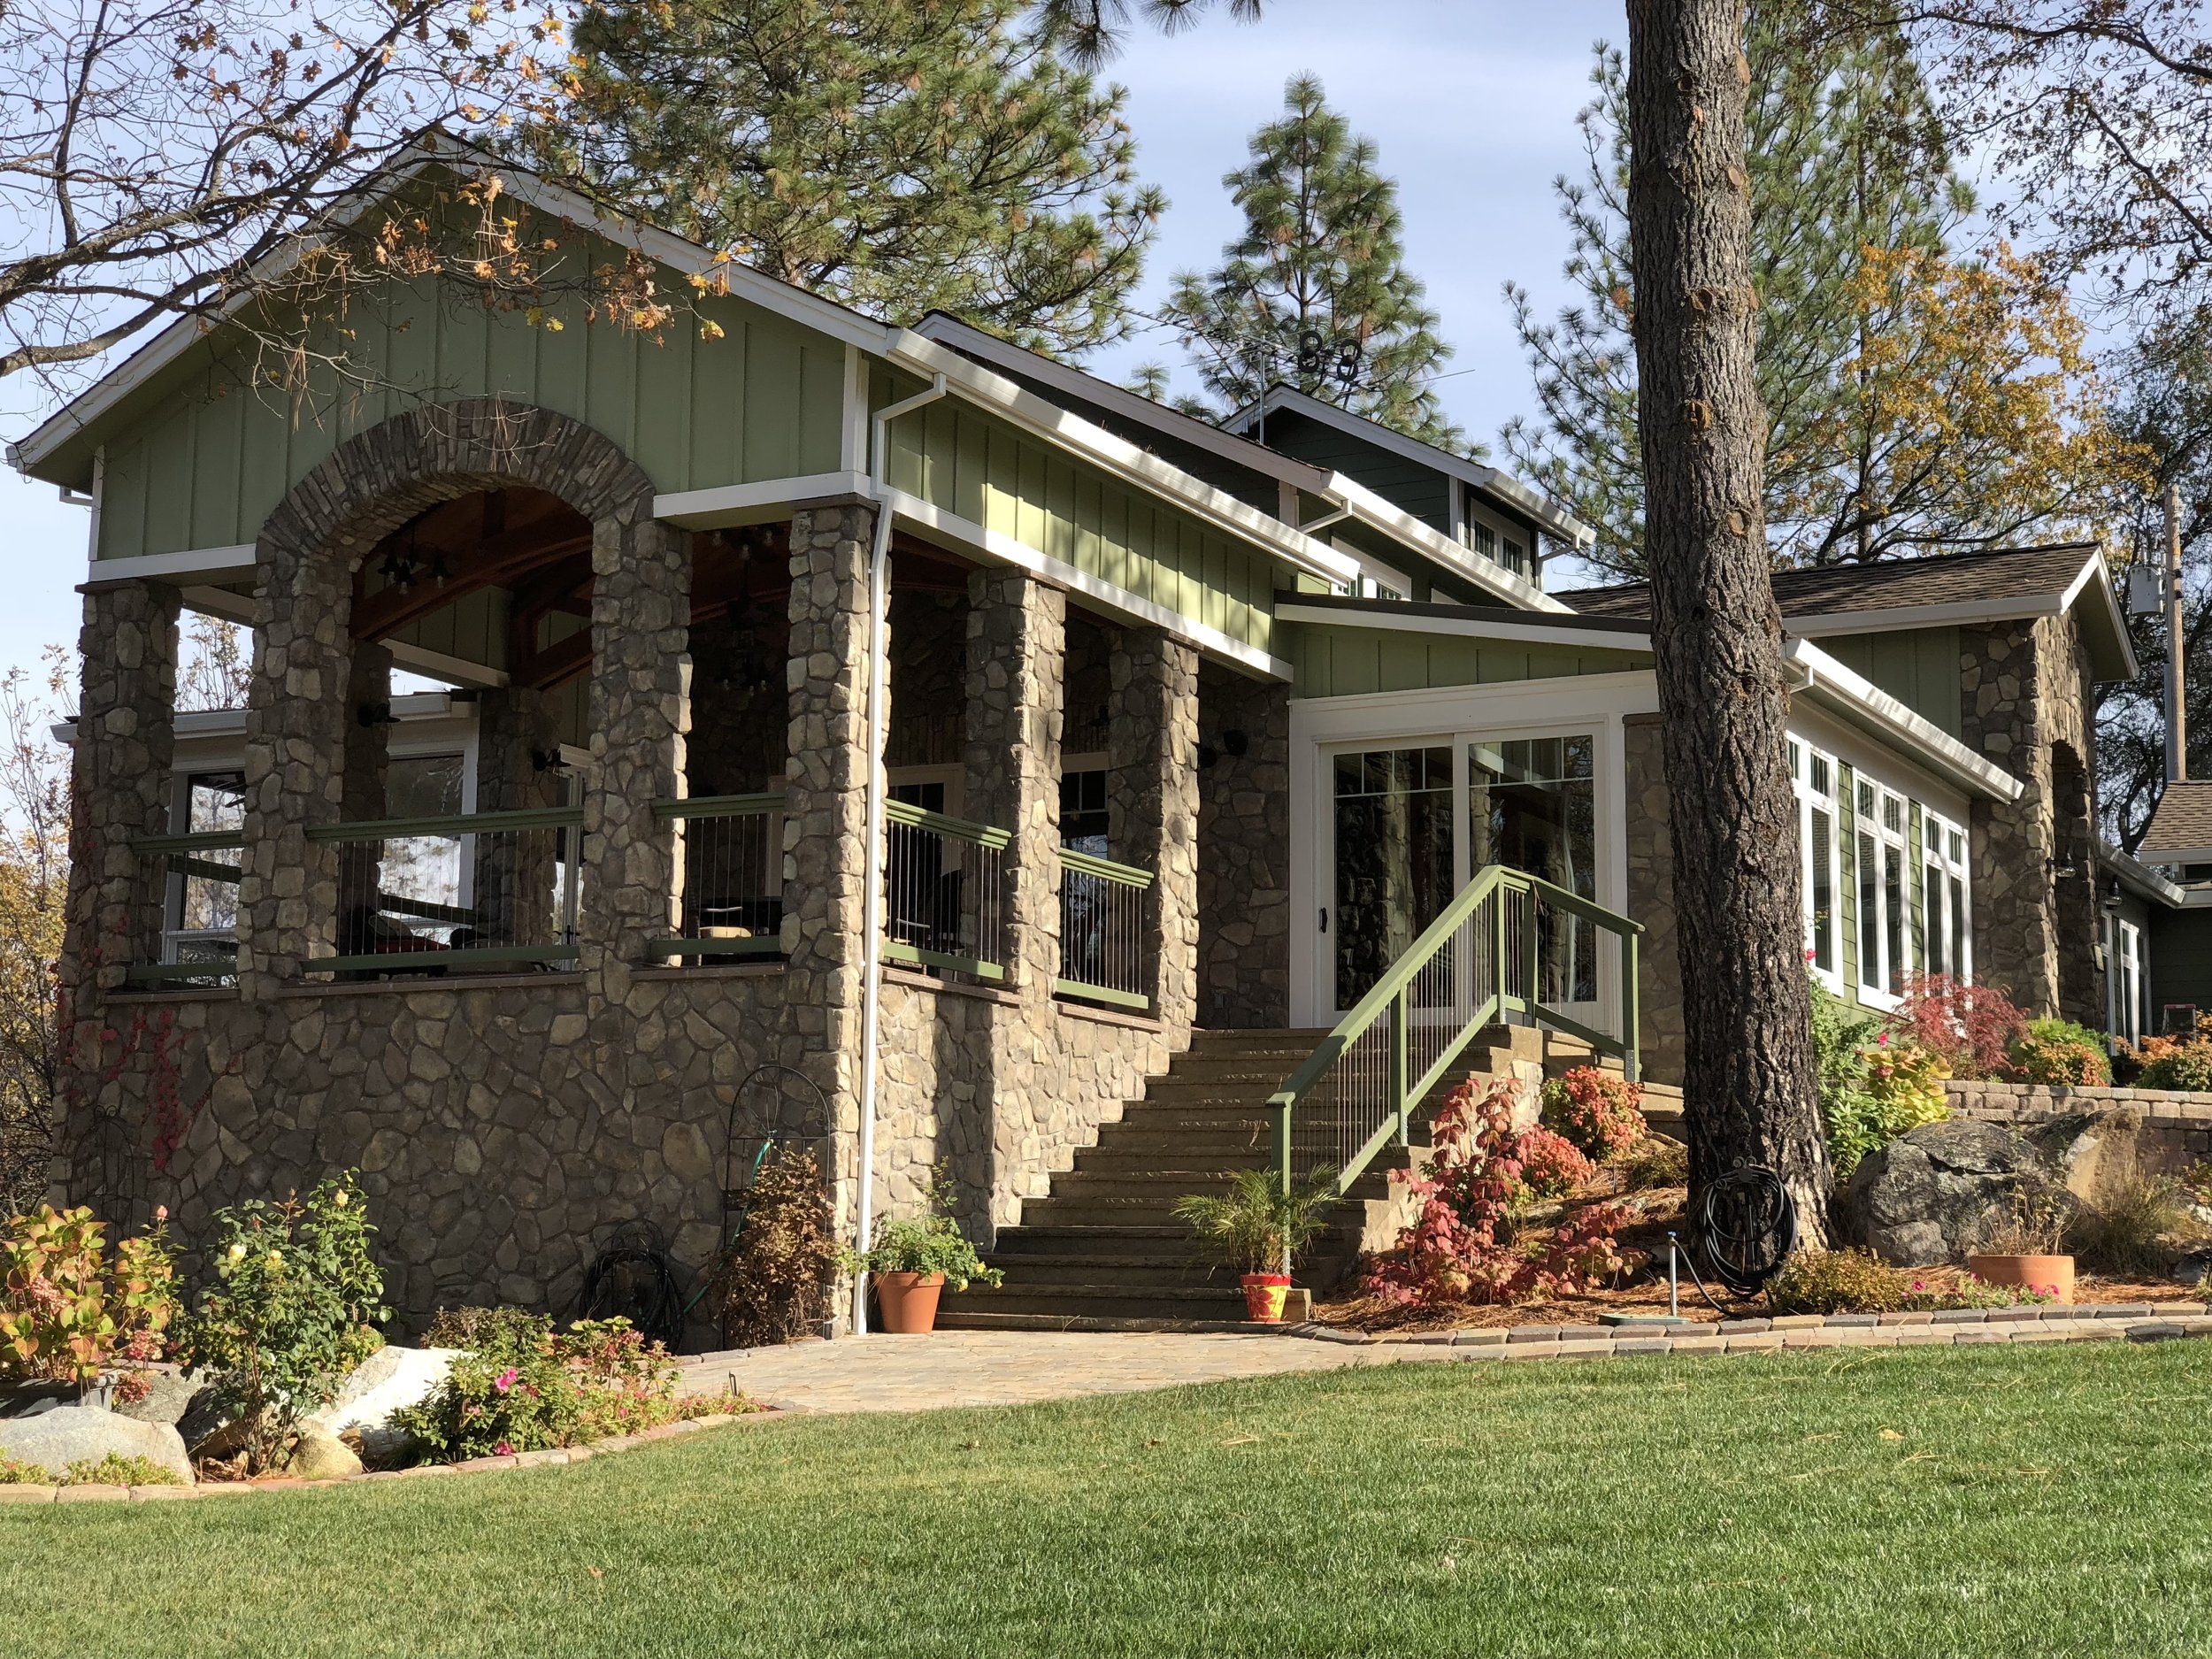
1967;1182;2076;1304
1172;1166;1338;1323
849;1177;1001;1335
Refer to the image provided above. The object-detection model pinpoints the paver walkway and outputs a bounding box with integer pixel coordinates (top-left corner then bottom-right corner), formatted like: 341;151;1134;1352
673;1331;1383;1414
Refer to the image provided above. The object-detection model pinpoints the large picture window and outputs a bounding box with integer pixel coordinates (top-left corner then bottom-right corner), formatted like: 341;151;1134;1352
1469;735;1597;1004
1856;779;1911;1000
1331;746;1455;1006
1793;741;1840;986
1921;808;1971;985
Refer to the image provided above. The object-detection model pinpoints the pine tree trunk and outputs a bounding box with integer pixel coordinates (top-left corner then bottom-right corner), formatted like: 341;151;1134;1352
1624;0;1832;1243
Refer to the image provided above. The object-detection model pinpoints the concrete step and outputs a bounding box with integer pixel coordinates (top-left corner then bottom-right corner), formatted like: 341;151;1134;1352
945;1282;1252;1322
932;1309;1302;1334
974;1256;1228;1289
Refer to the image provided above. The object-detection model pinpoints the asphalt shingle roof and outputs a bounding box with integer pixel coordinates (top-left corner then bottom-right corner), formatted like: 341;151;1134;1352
2140;782;2212;857
1557;542;2101;624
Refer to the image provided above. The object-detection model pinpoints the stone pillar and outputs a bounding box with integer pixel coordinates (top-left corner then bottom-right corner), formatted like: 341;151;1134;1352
1195;664;1291;1028
1108;627;1200;1032
580;515;691;987
779;502;882;1233
335;641;392;956
473;685;563;947
963;568;1065;995
58;580;180;1002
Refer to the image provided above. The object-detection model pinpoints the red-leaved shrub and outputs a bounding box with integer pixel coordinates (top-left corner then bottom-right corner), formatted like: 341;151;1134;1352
1515;1127;1594;1198
1361;1077;1634;1308
1891;974;2027;1080
1538;1066;1646;1160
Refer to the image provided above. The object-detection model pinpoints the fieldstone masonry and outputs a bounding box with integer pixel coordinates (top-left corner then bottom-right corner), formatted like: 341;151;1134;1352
1110;630;1201;1033
1195;664;1291;1028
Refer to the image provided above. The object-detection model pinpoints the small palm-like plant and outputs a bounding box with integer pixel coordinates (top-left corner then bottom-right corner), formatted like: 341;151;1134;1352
1173;1166;1339;1278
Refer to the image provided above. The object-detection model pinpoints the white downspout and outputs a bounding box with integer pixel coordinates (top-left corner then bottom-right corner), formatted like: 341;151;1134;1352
851;372;947;1336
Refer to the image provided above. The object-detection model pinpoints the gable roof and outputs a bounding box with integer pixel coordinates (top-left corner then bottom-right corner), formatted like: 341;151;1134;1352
2139;781;2212;864
1558;542;2138;681
1220;382;1594;551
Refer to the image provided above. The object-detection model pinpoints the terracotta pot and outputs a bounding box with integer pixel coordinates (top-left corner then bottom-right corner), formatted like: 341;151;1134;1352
1241;1271;1293;1324
873;1271;946;1334
1967;1252;2075;1305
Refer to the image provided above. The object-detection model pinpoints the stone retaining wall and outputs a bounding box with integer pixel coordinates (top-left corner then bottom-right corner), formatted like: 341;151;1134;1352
1943;1079;2212;1168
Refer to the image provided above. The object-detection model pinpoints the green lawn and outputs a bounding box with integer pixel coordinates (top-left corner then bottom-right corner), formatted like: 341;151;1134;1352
7;1342;2212;1658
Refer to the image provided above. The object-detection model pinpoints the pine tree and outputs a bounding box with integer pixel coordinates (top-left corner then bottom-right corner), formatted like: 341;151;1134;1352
541;0;1164;357
1502;14;2105;574
1159;75;1463;449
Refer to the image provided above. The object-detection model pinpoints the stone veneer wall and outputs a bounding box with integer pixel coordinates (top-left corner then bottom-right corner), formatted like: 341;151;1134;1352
1945;1079;2212;1170
1195;663;1291;1028
1958;613;2103;1025
1622;713;1687;1086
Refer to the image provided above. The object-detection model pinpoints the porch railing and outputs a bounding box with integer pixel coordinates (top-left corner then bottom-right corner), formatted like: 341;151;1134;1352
1271;864;1641;1198
303;806;583;976
127;830;245;987
880;799;1008;984
1056;849;1153;1010
650;794;786;961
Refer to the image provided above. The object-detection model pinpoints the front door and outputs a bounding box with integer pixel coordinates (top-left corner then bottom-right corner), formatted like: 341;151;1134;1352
1324;745;1455;1013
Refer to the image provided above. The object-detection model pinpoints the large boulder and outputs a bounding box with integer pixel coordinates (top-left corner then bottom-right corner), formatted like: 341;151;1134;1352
112;1366;207;1430
0;1405;192;1485
2026;1110;2146;1208
303;1345;457;1464
1841;1118;2071;1266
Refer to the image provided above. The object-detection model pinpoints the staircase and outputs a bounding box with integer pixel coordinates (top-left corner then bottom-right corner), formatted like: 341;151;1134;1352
939;1023;1624;1331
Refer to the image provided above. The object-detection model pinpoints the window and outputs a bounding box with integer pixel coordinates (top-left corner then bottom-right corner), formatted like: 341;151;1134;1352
1469;735;1597;1004
1060;768;1109;856
1460;495;1533;581
1920;808;1971;986
1793;742;1840;985
165;771;246;959
1332;746;1455;1007
2114;919;2145;1045
1856;779;1910;999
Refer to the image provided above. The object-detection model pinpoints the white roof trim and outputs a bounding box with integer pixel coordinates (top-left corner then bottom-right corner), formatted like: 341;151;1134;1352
655;471;871;528
1783;637;2024;802
1223;383;1594;549
2102;841;2190;906
883;331;1358;589
1325;475;1571;612
910;314;1333;495
880;486;1289;680
1274;602;1646;653
83;543;257;586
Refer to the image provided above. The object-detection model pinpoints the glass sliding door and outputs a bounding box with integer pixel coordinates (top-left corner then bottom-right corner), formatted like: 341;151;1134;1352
1469;735;1598;1007
1328;746;1455;1009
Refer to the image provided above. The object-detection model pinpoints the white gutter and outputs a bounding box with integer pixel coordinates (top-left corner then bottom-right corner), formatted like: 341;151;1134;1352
1782;637;2024;803
850;373;948;1336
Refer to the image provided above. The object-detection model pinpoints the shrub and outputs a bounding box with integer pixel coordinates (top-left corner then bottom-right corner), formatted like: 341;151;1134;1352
1514;1127;1594;1199
1611;1133;1688;1190
2008;1018;2111;1087
1173;1164;1337;1278
1539;1067;1646;1162
60;1453;180;1487
1765;1248;1903;1315
1360;1077;1634;1308
2067;1169;2200;1277
2134;1037;2212;1093
1813;976;1952;1179
1899;1273;2055;1310
854;1171;1004;1291
0;1454;50;1484
704;1145;843;1346
171;1171;388;1471
1890;974;2027;1080
0;1204;179;1394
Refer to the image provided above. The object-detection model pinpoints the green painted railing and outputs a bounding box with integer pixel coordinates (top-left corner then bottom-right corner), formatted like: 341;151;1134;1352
1271;864;1641;1199
882;800;1008;983
1056;848;1153;1010
652;794;786;961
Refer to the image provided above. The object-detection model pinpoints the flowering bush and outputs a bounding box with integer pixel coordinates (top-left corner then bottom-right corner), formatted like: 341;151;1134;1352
1812;979;1952;1178
1538;1066;1646;1161
171;1171;388;1471
1891;974;2027;1079
394;1310;741;1461
2008;1018;2110;1087
1513;1128;1594;1199
1360;1077;1633;1308
0;1204;178;1394
2132;1036;2212;1092
1766;1248;1904;1314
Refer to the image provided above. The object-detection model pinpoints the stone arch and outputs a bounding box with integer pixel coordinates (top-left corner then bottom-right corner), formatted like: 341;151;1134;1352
236;399;689;989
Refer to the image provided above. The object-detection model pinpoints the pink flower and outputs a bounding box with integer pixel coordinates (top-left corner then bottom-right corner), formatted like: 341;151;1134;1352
1877;1031;1889;1046
495;1441;514;1456
493;1367;518;1394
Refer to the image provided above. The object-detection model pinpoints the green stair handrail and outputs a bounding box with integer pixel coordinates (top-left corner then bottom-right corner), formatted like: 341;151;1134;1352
1269;864;1642;1199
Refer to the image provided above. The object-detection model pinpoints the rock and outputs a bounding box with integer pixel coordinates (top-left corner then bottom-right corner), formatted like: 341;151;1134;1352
2172;1248;2212;1288
303;1345;457;1465
112;1366;208;1430
0;1405;192;1485
2027;1110;2146;1208
1841;1118;2073;1267
281;1427;363;1481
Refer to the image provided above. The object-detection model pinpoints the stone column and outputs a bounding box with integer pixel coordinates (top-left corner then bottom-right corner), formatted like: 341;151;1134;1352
963;568;1066;995
580;515;691;989
58;580;181;1002
1195;664;1292;1028
779;502;882;1233
335;641;392;956
1108;627;1200;1033
473;685;563;947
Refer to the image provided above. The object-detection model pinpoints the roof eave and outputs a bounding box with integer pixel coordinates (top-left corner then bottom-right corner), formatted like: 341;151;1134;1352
1324;476;1571;613
1784;637;2024;803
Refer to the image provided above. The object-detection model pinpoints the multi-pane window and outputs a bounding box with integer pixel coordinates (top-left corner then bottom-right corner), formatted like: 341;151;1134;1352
2114;919;2145;1045
1921;809;1971;986
1856;780;1910;998
1792;741;1840;985
1060;768;1109;857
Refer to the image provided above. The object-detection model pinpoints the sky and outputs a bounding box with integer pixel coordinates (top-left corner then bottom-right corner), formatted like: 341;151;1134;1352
0;0;1623;693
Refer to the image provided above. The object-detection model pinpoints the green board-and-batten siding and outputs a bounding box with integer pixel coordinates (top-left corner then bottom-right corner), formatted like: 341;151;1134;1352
92;255;849;565
1285;622;1647;697
878;380;1279;657
1815;628;1962;739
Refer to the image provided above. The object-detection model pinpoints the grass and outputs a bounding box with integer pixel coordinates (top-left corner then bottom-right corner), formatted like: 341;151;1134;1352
7;1342;2212;1658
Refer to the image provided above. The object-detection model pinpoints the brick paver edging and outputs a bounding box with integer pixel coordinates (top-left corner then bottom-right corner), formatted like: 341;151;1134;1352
0;1409;782;1506
1287;1302;2212;1358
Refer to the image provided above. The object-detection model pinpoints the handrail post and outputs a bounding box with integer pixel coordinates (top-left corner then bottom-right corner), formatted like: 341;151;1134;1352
1273;1100;1293;1200
1622;927;1641;1082
1523;883;1542;1023
1491;879;1510;1022
1390;986;1409;1146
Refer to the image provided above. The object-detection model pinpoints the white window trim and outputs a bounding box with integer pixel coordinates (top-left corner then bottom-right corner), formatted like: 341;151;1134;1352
1793;739;1845;993
1918;803;1972;988
1854;779;1912;1010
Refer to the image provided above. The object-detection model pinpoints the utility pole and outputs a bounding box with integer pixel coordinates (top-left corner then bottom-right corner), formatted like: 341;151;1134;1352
2169;480;2187;785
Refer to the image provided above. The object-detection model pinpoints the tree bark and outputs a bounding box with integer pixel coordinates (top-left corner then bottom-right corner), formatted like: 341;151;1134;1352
1625;0;1832;1242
